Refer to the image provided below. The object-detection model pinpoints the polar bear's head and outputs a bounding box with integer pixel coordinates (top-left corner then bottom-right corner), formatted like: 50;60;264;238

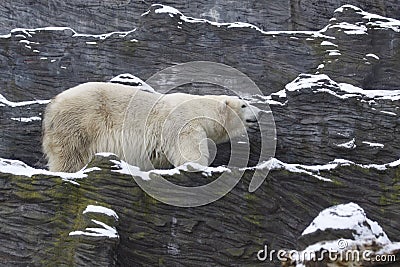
198;95;261;142
220;97;261;134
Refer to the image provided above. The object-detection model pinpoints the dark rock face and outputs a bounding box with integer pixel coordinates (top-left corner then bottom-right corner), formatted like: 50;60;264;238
0;2;400;267
0;1;398;34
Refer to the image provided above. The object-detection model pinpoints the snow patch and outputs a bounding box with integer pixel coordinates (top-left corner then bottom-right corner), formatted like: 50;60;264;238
302;202;390;244
69;219;118;238
110;159;230;180
249;158;333;182
110;160;150;180
380;110;397;116
329;22;367;35
285;202;400;265
285;74;332;92
83;205;119;220
0;158;99;185
4;26;137;41
320;41;338;47
110;73;157;93
336;138;356;149
338;83;400;101
285;74;400;101
247;157;400;180
154;5;182;15
334;4;400;33
249;91;288;106
145;4;334;39
0;94;50;107
362;141;384;148
334;5;362;13
327;49;341;56
11;116;41;122
366;53;379;60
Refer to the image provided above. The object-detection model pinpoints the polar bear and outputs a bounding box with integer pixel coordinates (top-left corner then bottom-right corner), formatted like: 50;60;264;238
42;82;261;172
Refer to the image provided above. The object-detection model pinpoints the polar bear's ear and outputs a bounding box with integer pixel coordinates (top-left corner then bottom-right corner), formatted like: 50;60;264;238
217;99;229;116
220;99;230;112
224;99;233;108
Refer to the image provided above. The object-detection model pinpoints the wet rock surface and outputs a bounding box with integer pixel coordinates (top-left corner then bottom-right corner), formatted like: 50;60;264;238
0;2;399;266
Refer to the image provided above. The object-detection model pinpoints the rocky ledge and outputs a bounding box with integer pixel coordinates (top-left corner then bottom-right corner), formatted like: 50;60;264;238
1;154;399;266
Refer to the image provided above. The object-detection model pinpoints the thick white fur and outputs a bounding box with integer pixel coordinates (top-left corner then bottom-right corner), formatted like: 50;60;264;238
42;82;260;172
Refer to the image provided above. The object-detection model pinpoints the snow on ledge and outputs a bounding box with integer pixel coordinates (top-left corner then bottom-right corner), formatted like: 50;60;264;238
109;73;157;93
334;4;400;33
366;53;379;60
284;74;400;101
0;93;50;107
144;4;334;39
320;41;338;47
1;26;137;41
11;116;41;122
2;155;399;187
247;157;400;181
285;74;334;91
69;219;118;238
83;205;119;221
362;141;384;148
110;159;231;181
249;158;332;182
338;83;400;100
154;5;181;15
0;158;100;185
336;138;356;149
329;22;368;35
147;3;400;41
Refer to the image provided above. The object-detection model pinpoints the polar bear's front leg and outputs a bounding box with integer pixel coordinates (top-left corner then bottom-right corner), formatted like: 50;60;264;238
169;128;209;168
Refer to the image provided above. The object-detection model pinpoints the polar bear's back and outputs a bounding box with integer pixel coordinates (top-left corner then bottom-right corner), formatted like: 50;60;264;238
47;82;162;129
42;82;162;172
53;82;155;112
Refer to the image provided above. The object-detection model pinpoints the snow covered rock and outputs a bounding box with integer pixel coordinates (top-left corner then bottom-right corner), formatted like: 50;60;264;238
109;73;157;93
281;203;400;266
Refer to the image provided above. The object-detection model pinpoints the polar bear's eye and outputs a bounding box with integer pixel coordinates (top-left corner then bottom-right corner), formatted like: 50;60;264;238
241;104;246;108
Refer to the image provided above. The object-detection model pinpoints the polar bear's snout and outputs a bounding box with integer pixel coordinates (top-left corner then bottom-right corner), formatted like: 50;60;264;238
241;104;262;132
